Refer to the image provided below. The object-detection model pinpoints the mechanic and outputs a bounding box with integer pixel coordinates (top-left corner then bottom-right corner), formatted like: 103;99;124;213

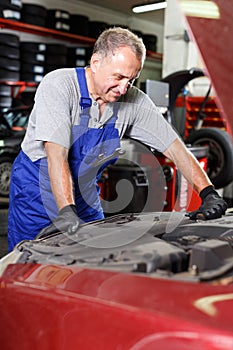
8;27;227;251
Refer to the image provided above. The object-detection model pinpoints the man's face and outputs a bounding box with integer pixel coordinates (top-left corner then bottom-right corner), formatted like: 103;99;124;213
90;46;142;103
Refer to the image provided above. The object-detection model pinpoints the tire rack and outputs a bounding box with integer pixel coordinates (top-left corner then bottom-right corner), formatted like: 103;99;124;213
0;18;163;63
0;80;38;101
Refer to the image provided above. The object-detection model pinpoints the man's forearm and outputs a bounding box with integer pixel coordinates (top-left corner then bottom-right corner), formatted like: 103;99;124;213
49;159;75;210
163;138;212;194
44;142;75;210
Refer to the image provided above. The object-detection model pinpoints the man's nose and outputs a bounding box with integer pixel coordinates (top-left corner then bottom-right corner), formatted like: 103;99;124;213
118;79;129;94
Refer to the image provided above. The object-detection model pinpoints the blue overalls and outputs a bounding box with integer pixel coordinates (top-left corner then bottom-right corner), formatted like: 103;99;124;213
8;67;120;251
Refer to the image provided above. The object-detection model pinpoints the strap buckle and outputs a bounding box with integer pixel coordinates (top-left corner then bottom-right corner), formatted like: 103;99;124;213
80;97;92;109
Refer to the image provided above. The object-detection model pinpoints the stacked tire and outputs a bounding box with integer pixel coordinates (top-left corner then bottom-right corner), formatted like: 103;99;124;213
46;9;70;32
0;0;22;21
69;14;89;36
85;47;93;65
0;85;11;108
0;33;20;93
21;4;47;27
45;44;68;74
67;47;87;68
20;42;46;82
142;34;158;52
89;21;109;39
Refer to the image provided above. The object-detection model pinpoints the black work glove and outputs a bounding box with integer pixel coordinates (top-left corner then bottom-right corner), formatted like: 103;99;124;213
36;205;80;239
187;185;228;220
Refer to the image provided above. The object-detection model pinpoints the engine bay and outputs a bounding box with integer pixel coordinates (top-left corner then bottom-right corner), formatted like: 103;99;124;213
12;211;233;284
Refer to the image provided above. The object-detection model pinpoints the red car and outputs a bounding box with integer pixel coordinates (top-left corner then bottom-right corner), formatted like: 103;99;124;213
0;211;233;350
1;1;233;349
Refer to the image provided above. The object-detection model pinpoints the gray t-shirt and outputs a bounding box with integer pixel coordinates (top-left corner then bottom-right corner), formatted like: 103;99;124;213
22;68;178;161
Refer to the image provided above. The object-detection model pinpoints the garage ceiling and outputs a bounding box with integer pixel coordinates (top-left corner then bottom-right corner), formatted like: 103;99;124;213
84;0;165;24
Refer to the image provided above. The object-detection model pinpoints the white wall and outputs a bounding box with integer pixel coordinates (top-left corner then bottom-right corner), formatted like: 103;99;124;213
163;0;190;77
162;0;210;95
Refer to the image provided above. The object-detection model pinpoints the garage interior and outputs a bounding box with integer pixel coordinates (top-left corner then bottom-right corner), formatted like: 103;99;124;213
0;0;232;258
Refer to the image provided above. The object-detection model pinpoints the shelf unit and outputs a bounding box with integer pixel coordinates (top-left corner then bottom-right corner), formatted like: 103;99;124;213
0;18;163;62
146;50;163;63
175;96;226;138
0;18;95;45
0;18;163;99
0;80;38;99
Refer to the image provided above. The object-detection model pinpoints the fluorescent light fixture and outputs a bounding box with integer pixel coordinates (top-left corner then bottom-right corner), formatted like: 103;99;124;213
132;1;167;13
179;0;220;19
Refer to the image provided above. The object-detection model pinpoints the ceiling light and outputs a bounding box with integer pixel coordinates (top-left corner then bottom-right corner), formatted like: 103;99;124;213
132;1;167;14
179;0;220;19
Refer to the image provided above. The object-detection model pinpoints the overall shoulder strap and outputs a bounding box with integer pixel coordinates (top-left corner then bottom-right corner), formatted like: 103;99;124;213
75;67;92;110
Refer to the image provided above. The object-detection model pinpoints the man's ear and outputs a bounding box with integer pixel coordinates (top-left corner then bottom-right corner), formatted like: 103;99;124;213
90;53;100;73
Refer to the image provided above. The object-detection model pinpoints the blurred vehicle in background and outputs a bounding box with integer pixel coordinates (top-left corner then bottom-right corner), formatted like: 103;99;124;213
0;105;31;196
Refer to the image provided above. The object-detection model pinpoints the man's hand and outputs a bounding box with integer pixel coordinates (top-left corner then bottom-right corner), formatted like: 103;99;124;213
187;185;228;220
36;205;80;239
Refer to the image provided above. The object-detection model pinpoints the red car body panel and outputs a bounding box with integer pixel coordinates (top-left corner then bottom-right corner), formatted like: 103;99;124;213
0;263;233;350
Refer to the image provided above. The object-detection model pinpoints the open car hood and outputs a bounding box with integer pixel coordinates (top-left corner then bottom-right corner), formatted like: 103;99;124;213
3;211;233;283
